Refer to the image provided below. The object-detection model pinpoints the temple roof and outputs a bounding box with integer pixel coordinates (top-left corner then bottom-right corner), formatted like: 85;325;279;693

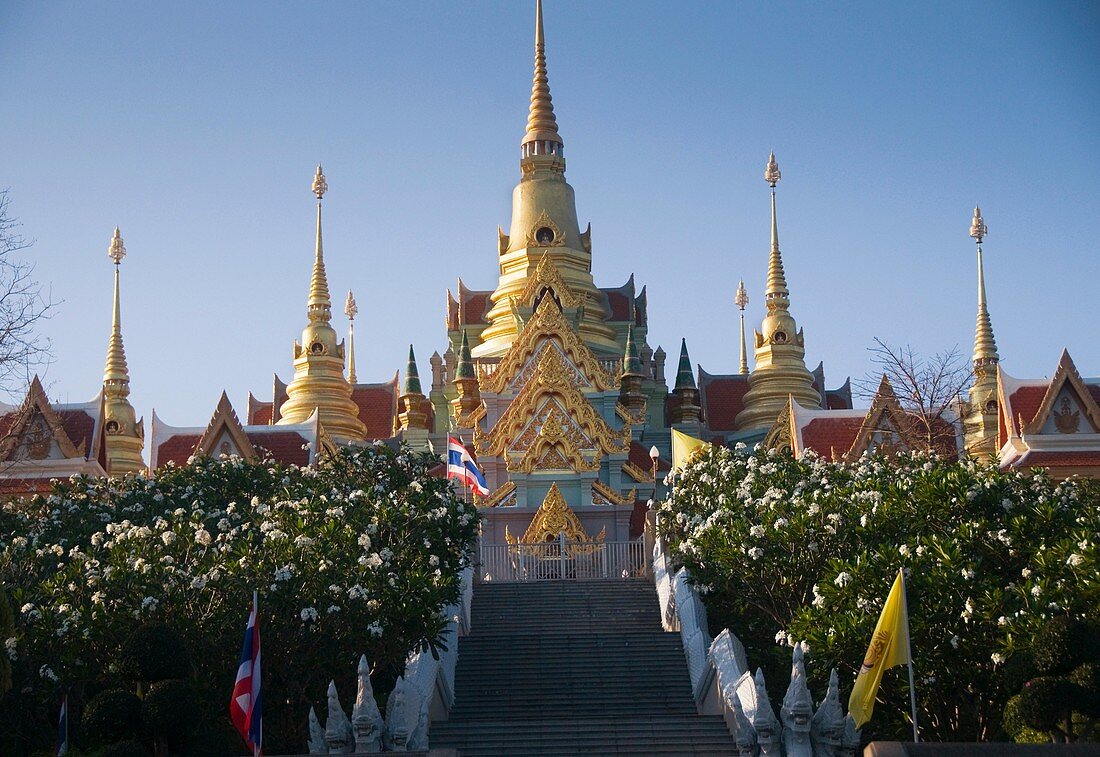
698;369;751;433
0;379;104;475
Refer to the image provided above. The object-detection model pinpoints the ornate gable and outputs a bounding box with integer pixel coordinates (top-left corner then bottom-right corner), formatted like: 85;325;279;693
1022;351;1100;436
475;346;629;472
844;376;920;461
194;392;258;461
506;483;606;544
0;377;84;462
485;297;616;394
519;251;580;309
763;397;795;453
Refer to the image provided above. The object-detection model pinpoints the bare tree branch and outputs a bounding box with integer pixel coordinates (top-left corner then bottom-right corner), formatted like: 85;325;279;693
0;189;55;398
853;338;972;453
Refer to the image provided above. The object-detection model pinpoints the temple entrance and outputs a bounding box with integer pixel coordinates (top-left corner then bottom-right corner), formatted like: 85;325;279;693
477;533;648;582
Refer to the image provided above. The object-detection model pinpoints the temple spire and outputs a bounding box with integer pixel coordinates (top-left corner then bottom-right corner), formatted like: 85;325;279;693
309;165;331;319
522;0;563;155
103;227;129;387
970;206;999;371
404;344;422;396
345;290;358;384
764;153;789;311
621;325;643;377
674;338;696;391
101;227;144;475
735;279;749;375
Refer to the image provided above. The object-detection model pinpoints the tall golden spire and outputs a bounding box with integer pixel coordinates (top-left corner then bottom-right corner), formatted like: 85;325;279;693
522;0;563;154
970;206;998;372
735;279;749;375
101;227;144;475
104;227;129;387
345;290;358;384
735;153;820;431
278;166;367;442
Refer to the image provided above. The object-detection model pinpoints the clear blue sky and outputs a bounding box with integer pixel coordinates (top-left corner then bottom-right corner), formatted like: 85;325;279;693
1;1;1097;432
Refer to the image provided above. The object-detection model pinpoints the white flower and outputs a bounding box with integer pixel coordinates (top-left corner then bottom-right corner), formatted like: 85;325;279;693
161;531;176;545
1030;585;1041;597
194;529;212;546
775;630;788;645
39;664;59;682
899;544;910;556
294;535;315;548
773;518;788;529
141;596;158;611
274;565;295;582
748;547;764;561
950;635;959;649
1021;567;1032;578
1067;554;1084;567
834;572;852;587
991;652;1006;665
300;607;319;622
961;568;975;580
750;525;765;538
4;637;17;660
357;533;372;550
429;555;439;567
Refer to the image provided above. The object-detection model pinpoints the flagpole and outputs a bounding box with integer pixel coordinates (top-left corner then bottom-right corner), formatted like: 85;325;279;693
253;589;261;757
900;568;919;742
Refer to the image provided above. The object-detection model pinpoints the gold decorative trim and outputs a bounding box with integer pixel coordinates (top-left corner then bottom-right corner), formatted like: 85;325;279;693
476;480;516;508
0;376;84;462
519;251;580;309
195;392;258;462
843;376;919;462
1021;351;1100;436
507;483;605;544
622;461;653;484
615;402;647;426
486;297;616;394
525;210;564;248
592;480;636;506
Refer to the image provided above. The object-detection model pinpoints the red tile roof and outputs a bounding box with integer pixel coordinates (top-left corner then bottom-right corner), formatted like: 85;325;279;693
1011;450;1100;472
352;383;398;440
629;440;670;473
58;409;97;458
799;416;864;460
155;433;202;467
604;290;631;321
1007;386;1046;435
248;400;274;426
699;371;750;432
248;431;310;466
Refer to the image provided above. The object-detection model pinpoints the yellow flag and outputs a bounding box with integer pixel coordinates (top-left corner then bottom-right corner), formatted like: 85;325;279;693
671;429;707;471
848;569;911;728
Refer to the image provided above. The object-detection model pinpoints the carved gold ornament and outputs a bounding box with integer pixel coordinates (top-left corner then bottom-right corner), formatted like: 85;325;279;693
622;461;653;484
1053;396;1081;434
486;297;616;394
476;480;517;508
591;480;636;506
526;210;564;248
519;252;580;309
507;483;605;544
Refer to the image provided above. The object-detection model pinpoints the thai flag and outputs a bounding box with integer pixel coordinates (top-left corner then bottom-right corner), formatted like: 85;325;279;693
230;592;262;756
447;436;490;496
56;693;68;755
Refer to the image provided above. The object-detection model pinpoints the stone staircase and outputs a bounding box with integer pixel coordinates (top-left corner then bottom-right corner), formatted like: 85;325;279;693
429;580;736;756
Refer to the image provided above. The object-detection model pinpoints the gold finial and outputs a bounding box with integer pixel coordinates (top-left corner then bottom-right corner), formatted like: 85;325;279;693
765;152;781;188
103;228;130;387
312;165;327;200
971;206;998;372
736;279;749;374
308;168;332;317
735;279;749;311
522;0;563;151
107;226;126;265
345;290;358;384
969;205;986;243
764;154;789;308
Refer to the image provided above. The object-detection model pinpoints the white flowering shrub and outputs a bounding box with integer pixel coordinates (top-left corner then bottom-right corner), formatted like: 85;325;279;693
0;444;479;753
657;444;1099;742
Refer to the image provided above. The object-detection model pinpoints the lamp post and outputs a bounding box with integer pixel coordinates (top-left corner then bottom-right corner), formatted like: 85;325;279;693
649;445;660;501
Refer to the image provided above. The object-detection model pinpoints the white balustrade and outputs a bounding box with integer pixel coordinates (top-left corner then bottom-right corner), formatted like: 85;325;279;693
478;535;647;583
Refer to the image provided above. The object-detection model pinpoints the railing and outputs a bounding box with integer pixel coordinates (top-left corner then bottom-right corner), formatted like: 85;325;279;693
478;534;648;582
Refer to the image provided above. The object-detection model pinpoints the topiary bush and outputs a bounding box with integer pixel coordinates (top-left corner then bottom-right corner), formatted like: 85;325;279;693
1031;616;1094;676
1017;676;1077;733
118;624;191;685
1068;662;1100;719
1001;694;1048;744
80;689;143;749
142;679;199;749
0;583;12;695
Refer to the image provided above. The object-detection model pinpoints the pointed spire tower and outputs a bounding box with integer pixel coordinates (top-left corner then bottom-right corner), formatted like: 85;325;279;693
735;279;750;375
670;338;702;425
345;290;359;384
398;345;431;435
278;166;367;442
964;206;1000;457
736;154;821;431
477;0;617;357
451;331;482;423
101;227;145;475
618;325;647;416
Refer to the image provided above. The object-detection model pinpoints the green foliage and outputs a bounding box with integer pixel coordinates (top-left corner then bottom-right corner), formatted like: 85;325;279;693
1001;694;1049;744
657;445;1100;741
1017;676;1076;732
1031;616;1095;676
118;625;191;685
1;445;479;753
0;583;13;695
80;689;142;749
1068;662;1100;718
142;679;199;744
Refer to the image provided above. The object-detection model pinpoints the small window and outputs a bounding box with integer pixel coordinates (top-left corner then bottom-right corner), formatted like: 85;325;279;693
772;331;787;344
105;420;120;434
310;342;325;355
535;227;555;245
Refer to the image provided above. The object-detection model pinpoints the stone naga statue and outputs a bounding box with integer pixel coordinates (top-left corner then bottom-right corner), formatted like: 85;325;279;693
810;669;846;757
728;693;759;757
324;680;355;753
307;706;326;755
384;675;423;751
352;655;385;753
781;644;815;757
752;669;782;757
